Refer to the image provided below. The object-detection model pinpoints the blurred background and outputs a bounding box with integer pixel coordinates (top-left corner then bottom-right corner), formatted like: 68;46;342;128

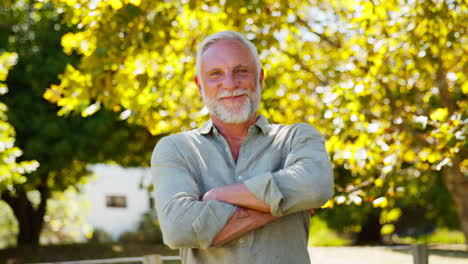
0;0;466;263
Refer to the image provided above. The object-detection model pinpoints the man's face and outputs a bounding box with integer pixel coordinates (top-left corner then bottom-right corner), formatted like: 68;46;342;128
196;39;263;124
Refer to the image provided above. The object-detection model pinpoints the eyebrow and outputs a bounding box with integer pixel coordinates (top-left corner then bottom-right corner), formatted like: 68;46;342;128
233;64;249;69
206;64;250;73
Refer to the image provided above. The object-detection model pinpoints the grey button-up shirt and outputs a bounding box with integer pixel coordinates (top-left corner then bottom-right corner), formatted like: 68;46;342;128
151;115;334;264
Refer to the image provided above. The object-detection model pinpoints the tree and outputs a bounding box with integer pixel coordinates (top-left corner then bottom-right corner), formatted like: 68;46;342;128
0;1;157;245
322;164;460;244
0;186;92;248
46;0;467;245
0;52;38;193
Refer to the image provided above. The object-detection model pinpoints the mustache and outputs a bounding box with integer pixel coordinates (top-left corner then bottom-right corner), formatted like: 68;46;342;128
217;89;249;100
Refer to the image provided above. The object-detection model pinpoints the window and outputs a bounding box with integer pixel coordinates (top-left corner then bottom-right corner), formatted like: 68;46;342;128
149;197;155;209
106;195;127;208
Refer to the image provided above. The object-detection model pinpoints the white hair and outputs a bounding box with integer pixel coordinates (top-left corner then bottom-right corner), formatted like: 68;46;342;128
195;30;262;79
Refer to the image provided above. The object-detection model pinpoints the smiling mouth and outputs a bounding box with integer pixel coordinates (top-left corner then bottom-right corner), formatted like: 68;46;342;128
220;94;247;101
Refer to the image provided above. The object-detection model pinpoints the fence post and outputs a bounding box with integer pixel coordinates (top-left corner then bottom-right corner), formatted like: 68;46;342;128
412;244;428;264
143;254;163;264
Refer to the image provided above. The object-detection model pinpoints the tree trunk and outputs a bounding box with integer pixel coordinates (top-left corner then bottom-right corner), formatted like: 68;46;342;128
1;185;48;246
435;56;467;249
354;209;383;245
442;156;468;249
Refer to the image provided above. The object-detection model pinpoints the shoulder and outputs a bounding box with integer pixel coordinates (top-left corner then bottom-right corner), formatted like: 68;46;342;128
289;123;321;135
164;130;199;142
271;122;323;139
151;130;201;159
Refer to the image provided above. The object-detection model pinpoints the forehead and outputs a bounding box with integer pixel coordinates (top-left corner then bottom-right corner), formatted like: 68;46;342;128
201;39;256;70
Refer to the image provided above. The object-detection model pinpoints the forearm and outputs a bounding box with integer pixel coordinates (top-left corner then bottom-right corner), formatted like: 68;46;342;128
203;183;271;213
153;137;239;249
156;195;237;249
212;207;279;246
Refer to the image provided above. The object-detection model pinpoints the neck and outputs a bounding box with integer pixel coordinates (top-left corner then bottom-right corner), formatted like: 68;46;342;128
211;113;258;141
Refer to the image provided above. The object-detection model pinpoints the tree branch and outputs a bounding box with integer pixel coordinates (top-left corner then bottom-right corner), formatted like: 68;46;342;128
295;15;341;49
279;48;329;86
435;59;454;114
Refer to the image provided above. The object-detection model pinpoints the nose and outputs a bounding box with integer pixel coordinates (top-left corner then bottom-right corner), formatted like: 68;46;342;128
222;72;236;91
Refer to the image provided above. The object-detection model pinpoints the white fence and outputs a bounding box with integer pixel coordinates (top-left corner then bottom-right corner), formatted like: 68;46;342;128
30;255;181;264
29;244;429;264
411;244;428;264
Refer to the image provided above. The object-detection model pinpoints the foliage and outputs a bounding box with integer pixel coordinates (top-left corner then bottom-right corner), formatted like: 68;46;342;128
0;187;91;249
1;0;155;190
89;228;113;243
39;186;92;245
135;210;163;243
46;0;466;194
0;52;38;192
394;228;466;244
0;0;158;245
118;210;163;244
308;216;351;246
322;168;460;240
13;0;468;242
0;201;17;249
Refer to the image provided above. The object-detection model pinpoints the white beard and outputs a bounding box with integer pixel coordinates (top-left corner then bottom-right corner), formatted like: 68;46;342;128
201;82;261;124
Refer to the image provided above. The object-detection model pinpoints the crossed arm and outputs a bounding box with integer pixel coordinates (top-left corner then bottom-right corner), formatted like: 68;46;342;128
202;183;317;245
202;183;278;246
152;124;334;249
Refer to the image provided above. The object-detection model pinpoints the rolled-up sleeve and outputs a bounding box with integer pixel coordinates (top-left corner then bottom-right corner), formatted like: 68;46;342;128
151;137;237;249
244;123;334;216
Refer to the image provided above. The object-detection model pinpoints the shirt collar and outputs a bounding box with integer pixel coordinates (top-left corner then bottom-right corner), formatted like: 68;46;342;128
254;115;271;135
199;119;214;135
198;115;271;136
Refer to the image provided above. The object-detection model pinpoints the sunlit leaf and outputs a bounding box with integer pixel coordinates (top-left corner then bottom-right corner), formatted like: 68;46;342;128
381;224;395;235
430;108;449;122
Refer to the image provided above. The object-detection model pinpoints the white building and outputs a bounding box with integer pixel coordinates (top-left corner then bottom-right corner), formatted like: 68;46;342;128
84;164;154;239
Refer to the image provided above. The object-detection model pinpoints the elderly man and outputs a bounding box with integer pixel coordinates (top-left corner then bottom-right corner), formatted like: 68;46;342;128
151;30;334;263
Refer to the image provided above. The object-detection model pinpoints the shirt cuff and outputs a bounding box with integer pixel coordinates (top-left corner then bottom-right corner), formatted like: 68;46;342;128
244;172;285;216
191;200;237;249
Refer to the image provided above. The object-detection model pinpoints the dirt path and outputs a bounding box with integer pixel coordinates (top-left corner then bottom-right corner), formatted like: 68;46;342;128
308;244;468;264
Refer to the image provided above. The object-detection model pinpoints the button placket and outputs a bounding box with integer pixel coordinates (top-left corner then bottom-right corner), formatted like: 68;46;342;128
216;134;236;168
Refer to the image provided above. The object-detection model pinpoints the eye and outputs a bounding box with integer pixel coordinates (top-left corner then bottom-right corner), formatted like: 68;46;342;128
209;71;222;77
235;68;248;74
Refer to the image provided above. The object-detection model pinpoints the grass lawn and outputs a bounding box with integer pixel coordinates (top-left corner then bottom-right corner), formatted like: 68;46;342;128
1;242;466;264
307;216;466;247
308;216;351;246
0;242;179;264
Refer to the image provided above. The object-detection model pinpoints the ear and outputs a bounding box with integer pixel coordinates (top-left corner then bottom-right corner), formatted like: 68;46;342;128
194;75;202;94
259;68;265;90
